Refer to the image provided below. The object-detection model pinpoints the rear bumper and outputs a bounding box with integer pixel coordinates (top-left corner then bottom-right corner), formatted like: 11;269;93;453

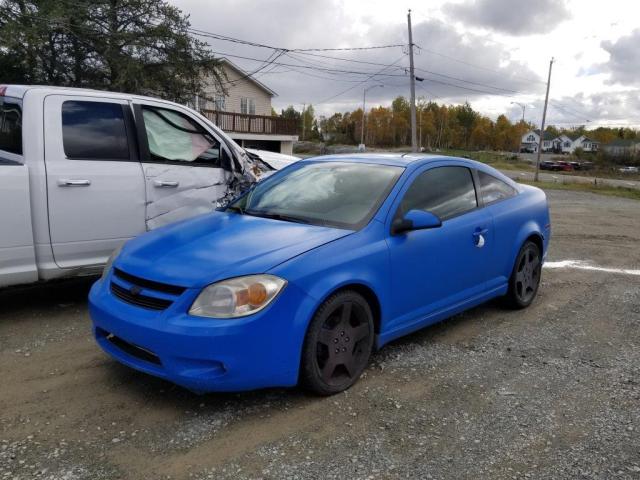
89;276;316;393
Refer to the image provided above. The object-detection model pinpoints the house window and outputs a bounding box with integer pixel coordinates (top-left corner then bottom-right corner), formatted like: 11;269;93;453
240;97;256;115
213;95;225;111
564;141;570;147
527;134;535;141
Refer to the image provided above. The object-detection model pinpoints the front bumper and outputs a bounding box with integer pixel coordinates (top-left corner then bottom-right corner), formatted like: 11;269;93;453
88;274;316;393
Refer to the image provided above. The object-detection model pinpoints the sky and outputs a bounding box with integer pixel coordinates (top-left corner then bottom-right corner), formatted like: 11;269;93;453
172;0;640;129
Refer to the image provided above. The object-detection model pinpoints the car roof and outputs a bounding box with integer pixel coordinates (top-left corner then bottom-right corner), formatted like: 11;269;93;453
301;153;477;168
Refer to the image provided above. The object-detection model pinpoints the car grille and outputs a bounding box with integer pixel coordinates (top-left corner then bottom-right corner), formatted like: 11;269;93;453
104;331;161;365
110;268;186;311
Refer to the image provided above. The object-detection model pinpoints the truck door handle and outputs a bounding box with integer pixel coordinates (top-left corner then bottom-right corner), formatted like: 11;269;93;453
58;179;91;187
153;180;179;188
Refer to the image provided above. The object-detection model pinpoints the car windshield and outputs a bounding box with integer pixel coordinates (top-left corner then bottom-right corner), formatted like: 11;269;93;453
228;161;403;229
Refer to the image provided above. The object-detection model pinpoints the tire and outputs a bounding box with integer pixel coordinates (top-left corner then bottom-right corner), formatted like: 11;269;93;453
300;290;375;395
504;240;542;309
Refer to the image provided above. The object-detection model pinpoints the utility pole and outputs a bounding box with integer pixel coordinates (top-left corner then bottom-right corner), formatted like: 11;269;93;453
301;103;306;141
407;9;417;152
534;58;554;182
360;84;384;150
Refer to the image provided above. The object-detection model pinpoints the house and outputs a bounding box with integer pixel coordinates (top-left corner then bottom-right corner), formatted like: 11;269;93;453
602;139;640;157
571;135;599;153
520;130;555;153
521;130;600;155
191;59;298;155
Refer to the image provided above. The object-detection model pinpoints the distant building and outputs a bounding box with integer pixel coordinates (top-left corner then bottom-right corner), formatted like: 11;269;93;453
602;138;640;157
520;130;599;154
520;129;555;153
191;58;298;155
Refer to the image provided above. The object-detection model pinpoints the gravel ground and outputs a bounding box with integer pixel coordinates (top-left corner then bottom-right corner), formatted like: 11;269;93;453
1;189;639;480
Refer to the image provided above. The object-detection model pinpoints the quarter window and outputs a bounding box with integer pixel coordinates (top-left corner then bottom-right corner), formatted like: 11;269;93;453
62;101;129;160
0;97;23;155
399;166;478;221
477;171;517;205
142;107;221;165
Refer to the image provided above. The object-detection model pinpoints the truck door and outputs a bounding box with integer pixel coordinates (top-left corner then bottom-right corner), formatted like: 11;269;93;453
132;101;240;230
44;95;146;269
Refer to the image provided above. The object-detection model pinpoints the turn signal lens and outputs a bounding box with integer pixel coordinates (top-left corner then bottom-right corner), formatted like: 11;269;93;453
189;275;286;319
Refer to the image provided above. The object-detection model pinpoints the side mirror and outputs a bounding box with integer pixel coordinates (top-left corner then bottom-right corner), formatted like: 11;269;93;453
391;209;442;235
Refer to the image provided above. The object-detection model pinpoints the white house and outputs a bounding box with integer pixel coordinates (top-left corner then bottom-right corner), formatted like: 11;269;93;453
521;130;600;155
190;59;298;155
520;130;555;153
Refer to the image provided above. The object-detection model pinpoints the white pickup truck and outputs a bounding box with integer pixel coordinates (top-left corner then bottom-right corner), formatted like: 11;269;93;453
0;85;297;288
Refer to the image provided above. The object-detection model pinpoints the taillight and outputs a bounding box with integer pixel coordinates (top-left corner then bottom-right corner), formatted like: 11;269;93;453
0;85;6;96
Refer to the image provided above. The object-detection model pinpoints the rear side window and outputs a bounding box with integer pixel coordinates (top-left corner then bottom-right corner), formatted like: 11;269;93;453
0;97;23;155
477;170;517;205
62;101;129;160
399;166;478;221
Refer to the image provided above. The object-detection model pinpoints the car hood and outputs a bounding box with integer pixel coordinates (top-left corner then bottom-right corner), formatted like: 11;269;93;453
114;211;352;288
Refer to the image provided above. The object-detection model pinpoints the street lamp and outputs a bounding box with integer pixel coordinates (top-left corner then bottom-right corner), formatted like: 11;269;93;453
359;84;384;150
511;101;526;123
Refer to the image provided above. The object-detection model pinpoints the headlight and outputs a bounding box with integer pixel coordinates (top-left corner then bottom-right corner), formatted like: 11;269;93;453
189;274;286;319
101;244;123;280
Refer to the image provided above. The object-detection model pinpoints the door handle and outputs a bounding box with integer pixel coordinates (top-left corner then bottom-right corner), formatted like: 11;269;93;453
473;228;488;248
58;179;91;187
153;180;179;188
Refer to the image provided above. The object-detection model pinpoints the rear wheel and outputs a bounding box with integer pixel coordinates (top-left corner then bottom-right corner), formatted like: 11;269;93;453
300;291;374;395
504;240;542;309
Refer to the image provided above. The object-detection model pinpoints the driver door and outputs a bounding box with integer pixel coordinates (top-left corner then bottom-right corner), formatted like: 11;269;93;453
386;164;494;331
133;102;238;230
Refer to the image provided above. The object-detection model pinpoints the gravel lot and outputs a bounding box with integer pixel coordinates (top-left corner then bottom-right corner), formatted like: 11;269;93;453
1;189;639;480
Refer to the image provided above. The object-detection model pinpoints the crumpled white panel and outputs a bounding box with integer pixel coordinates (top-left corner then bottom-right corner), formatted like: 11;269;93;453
144;165;232;230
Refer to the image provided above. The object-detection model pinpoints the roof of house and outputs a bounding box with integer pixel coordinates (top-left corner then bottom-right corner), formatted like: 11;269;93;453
219;58;277;97
532;129;555;140
604;138;638;147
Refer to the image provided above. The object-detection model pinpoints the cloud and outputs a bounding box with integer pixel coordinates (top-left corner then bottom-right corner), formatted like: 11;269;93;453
173;0;544;115
600;29;640;86
444;0;571;36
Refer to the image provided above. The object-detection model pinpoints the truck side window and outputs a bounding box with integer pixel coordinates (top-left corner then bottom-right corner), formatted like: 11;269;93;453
0;97;23;156
141;107;221;166
62;101;129;160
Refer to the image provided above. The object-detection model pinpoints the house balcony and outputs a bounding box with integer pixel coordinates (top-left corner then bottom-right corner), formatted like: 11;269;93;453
200;109;298;136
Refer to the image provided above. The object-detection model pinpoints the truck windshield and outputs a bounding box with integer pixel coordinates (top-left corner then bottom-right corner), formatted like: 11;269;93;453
228;161;403;230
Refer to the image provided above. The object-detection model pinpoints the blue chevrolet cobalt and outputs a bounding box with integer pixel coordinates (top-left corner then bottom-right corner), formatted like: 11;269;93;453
90;154;551;395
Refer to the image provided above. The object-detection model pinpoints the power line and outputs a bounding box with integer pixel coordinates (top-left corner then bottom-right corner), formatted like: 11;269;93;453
316;54;408;104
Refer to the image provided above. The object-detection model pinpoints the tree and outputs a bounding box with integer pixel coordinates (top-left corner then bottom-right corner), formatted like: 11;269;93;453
0;0;222;102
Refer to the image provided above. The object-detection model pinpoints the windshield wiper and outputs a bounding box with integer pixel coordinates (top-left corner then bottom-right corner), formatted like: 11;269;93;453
225;204;244;214
244;209;311;225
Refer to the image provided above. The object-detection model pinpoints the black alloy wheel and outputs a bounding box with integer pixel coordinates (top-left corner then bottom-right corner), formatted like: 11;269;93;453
300;291;374;395
505;240;542;309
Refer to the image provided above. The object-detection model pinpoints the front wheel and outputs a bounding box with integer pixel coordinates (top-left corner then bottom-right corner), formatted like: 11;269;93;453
300;291;374;395
504;240;542;309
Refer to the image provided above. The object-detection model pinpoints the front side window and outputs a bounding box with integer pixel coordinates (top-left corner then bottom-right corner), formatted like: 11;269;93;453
0;97;22;155
398;166;478;221
142;107;221;165
230;161;402;229
62;101;129;160
478;170;518;205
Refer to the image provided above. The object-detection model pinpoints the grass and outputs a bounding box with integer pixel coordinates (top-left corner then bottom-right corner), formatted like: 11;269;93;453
517;179;640;201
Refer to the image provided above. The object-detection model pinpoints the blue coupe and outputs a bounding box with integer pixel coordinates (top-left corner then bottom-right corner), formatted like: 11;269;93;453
89;154;551;395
